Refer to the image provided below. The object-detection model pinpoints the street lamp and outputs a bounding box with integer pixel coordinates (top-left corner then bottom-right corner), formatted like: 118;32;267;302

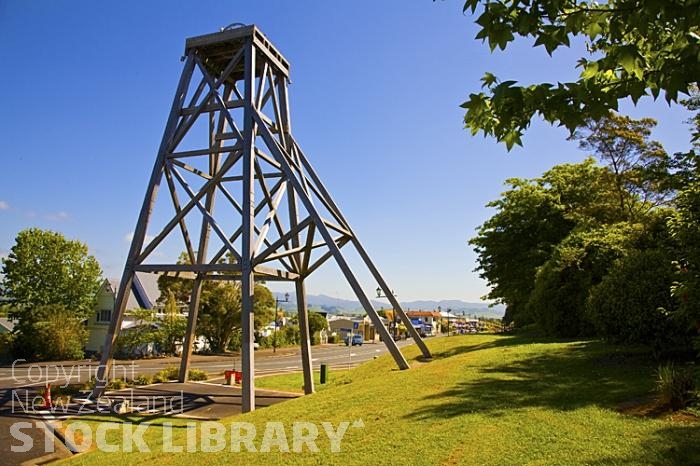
376;287;397;340
447;308;452;337
273;292;289;353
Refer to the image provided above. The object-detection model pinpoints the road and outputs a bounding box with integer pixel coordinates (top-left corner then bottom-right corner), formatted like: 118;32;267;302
0;339;415;389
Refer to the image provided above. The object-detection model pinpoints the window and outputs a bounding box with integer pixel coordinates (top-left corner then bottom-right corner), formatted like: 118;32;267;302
97;309;112;323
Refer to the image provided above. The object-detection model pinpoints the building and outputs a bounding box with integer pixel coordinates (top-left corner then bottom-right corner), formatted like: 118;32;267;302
0;317;15;334
85;275;158;355
327;315;388;342
405;310;441;337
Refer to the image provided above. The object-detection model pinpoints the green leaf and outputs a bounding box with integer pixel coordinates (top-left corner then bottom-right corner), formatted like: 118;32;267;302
580;61;599;80
481;72;499;88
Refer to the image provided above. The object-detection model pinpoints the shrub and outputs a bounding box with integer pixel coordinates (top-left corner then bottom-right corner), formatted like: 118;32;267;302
82;376;97;391
12;304;87;360
526;224;636;337
133;374;153;386
587;248;694;355
153;366;179;383
0;332;14;362
188;368;208;381
107;378;127;390
656;362;696;410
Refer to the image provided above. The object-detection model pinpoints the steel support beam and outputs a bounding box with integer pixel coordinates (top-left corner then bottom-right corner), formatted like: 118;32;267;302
93;54;196;399
255;114;409;370
296;280;315;395
240;38;257;413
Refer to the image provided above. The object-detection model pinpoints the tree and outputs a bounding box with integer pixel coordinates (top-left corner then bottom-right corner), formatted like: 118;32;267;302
195;282;275;352
114;308;158;358
13;304;88;360
586;247;693;356
157;250;276;353
156;252;195;305
1;228;102;319
571;113;671;219
526;222;641;337
460;0;700;148
307;311;328;345
198;281;242;353
1;228;102;359
470;159;619;324
156;291;187;355
668;181;700;352
253;284;275;330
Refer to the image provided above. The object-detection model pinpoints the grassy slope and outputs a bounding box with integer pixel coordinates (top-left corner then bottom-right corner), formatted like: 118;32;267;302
61;334;700;465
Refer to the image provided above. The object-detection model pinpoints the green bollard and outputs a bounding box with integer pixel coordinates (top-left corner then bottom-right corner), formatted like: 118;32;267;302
320;363;328;384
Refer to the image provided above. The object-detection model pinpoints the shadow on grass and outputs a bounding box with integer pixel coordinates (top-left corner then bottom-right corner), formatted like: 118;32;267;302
406;338;700;463
589;424;700;465
407;341;656;420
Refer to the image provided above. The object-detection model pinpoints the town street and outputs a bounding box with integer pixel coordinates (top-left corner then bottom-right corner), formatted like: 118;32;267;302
0;339;416;389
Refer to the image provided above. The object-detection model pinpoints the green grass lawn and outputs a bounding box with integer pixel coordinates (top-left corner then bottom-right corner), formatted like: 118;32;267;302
59;334;700;465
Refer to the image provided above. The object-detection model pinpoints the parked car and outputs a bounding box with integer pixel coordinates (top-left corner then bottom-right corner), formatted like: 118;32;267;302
344;334;363;346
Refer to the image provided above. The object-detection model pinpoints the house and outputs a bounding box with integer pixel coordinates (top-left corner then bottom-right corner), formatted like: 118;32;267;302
405;310;441;337
85;274;158;355
0;317;15;334
327;315;387;342
328;316;364;341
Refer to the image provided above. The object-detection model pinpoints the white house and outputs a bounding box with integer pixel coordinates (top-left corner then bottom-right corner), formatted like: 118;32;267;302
85;274;160;353
85;279;148;355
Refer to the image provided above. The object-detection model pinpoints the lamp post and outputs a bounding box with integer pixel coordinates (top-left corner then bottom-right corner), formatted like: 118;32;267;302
447;308;452;337
273;292;289;353
376;287;397;340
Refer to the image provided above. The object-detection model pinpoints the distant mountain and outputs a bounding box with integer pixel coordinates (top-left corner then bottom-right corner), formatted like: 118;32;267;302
273;292;505;319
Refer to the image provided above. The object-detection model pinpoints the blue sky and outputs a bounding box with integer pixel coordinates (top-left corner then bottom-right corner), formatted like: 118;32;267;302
0;0;695;303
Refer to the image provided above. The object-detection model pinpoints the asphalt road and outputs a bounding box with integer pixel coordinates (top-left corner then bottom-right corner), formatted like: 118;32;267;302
0;339;415;389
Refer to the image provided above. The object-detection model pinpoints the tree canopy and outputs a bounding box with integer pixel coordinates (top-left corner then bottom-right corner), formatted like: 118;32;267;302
1;228;102;359
471;110;700;353
156;252;276;352
469;158;620;323
1;228;103;319
460;0;700;148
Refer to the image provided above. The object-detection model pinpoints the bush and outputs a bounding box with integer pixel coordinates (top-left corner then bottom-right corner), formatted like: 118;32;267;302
107;378;127;390
12;304;87;360
188;368;208;381
656;362;697;410
133;374;153;386
228;330;242;352
587;248;694;355
526;224;636;337
0;332;14;362
153;366;179;383
82;376;97;391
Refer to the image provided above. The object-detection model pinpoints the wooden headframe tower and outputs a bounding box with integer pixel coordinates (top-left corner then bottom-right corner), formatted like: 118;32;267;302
95;24;432;412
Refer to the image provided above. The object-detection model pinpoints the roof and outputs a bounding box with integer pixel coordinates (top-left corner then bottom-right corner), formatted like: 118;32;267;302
406;310;441;318
0;317;15;332
102;272;160;310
